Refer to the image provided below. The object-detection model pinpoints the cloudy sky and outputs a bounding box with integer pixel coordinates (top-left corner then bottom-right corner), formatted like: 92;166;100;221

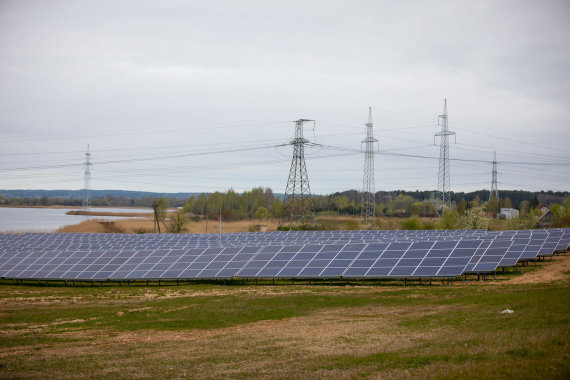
1;0;569;195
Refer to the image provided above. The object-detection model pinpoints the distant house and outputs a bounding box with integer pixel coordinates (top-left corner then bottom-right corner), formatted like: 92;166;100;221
499;208;519;219
538;208;552;228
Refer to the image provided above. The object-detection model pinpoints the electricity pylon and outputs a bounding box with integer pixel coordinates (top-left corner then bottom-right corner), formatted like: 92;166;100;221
434;99;456;216
361;107;378;227
281;119;314;226
490;151;499;204
82;144;92;211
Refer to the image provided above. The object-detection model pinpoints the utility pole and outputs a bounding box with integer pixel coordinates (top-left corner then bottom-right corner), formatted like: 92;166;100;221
490;151;499;210
280;119;315;227
82;144;92;211
152;201;161;233
361;107;378;227
434;99;456;216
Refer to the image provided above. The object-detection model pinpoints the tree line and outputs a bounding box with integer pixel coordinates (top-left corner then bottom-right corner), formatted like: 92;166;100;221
1;188;568;222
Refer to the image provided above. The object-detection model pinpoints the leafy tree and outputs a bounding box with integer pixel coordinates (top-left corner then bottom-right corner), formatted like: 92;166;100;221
272;198;282;218
487;195;499;213
470;196;480;209
519;200;529;215
459;205;489;230
254;206;270;219
499;197;512;209
457;198;467;215
410;202;423;215
392;194;414;213
167;209;189;233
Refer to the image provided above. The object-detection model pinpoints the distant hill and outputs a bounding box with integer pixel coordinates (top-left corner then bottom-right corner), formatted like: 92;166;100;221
0;189;200;200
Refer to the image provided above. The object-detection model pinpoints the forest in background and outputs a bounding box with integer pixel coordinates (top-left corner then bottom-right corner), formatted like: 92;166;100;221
1;188;568;219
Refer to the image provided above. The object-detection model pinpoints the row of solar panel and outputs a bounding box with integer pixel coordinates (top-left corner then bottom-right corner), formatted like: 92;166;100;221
1;229;567;253
2;229;567;248
1;229;563;246
0;231;568;281
1;229;558;243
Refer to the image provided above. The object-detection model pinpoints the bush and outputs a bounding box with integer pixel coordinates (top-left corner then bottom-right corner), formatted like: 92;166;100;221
437;209;459;229
254;206;270;219
402;216;422;230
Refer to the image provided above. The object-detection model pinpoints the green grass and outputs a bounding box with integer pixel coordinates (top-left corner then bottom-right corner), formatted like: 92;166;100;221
0;276;569;379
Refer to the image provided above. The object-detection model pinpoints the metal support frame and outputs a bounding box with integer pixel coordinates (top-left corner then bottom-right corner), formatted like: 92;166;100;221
434;99;456;216
361;107;379;226
82;144;92;211
490;151;499;205
281;119;315;226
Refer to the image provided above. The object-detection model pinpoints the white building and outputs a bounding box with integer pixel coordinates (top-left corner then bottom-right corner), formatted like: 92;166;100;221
500;208;519;219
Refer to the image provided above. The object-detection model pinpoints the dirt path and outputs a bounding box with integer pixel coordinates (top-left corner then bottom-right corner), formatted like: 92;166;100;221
507;254;570;284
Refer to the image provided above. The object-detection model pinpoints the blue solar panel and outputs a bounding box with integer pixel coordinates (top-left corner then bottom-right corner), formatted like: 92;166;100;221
1;229;568;280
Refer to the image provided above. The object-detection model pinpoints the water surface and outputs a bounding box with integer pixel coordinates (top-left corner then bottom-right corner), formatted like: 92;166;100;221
0;207;152;233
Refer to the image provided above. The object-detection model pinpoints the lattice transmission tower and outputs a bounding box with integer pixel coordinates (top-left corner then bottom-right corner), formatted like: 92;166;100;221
489;151;499;202
82;144;92;211
434;99;456;216
361;107;378;226
281;119;315;226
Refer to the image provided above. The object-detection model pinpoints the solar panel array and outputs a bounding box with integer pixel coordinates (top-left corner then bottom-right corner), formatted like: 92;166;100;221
0;228;568;281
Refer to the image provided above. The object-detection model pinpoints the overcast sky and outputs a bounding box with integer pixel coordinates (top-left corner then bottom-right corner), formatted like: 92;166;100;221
1;0;569;195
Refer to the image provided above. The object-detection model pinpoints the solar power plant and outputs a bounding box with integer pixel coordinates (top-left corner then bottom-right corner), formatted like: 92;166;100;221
0;228;567;282
0;238;480;280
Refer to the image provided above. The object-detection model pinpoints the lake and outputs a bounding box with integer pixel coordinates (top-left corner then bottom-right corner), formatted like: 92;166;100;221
0;207;153;233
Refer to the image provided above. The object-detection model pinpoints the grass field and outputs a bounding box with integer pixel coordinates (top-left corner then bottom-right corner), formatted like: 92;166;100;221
0;256;569;379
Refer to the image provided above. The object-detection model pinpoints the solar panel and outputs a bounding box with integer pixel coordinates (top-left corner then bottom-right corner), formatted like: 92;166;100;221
1;228;568;281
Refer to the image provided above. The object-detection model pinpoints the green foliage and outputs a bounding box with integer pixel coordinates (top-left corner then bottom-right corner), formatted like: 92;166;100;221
272;198;282;218
456;198;467;215
459;205;489;230
469;196;481;208
487;195;499;213
254;206;270;219
409;202;423;215
551;198;570;228
437;209;459;230
166;209;189;233
402;216;423;230
499;197;512;209
392;194;414;214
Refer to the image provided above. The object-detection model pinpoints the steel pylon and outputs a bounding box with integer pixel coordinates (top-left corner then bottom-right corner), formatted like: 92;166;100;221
281;119;314;226
490;151;499;202
434;99;456;216
361;107;378;226
82;144;92;211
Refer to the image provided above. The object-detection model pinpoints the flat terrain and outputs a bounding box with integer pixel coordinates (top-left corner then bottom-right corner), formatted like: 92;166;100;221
0;255;568;379
56;218;280;234
55;215;415;234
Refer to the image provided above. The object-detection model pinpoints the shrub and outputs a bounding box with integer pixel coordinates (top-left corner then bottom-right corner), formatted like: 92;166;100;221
402;216;422;230
437;209;459;229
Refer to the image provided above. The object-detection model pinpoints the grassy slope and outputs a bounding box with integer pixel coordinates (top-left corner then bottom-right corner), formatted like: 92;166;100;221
0;264;569;379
